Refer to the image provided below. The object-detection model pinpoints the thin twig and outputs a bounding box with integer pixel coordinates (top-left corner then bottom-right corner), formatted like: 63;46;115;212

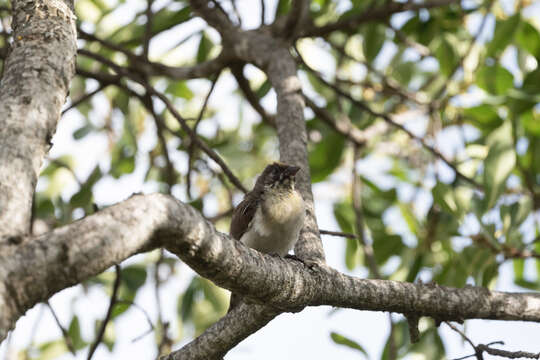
431;0;495;103
260;0;265;25
146;85;248;193
154;250;172;356
77;50;247;193
46;301;77;356
143;94;177;191
328;40;426;105
87;265;121;360
295;49;481;189
62;85;106;115
304;95;365;146
231;63;276;127
230;0;242;26
447;322;540;360
319;229;357;239
142;0;154;59
187;72;221;199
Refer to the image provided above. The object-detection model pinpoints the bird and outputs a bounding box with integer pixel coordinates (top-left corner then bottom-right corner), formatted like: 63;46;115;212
228;162;306;311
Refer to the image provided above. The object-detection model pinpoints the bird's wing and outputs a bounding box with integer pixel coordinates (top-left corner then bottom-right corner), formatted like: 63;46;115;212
230;193;259;240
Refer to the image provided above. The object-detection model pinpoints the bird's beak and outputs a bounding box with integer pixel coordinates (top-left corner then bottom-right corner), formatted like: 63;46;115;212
285;165;301;177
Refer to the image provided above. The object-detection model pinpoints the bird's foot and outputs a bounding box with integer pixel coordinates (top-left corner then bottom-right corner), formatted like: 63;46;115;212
284;254;318;270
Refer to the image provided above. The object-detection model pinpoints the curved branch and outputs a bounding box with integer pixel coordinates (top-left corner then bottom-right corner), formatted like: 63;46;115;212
189;0;235;33
142;54;231;80
2;194;540;344
79;28;230;80
0;0;77;239
163;303;279;360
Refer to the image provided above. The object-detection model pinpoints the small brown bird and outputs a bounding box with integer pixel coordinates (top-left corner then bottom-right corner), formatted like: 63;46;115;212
228;162;306;311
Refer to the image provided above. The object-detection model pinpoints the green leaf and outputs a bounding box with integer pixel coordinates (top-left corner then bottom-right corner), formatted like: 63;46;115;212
37;340;68;360
476;64;514;95
463;104;503;132
35;193;55;218
179;277;199;321
308;119;345;182
333;201;355;235
373;234;403;265
334;202;358;270
363;24;386;62
165;81;194;99
73;124;94;140
153;6;192;33
406;254;424;283
255;79;272;99
111;154;135;179
521;110;540;137
522;68;540;94
196;32;214;63
435;35;458;77
398;203;418;235
487;14;521;56
345;237;359;270
330;332;368;357
432;182;460;215
275;0;291;17
200;278;227;313
510;197;532;227
107;6;192;48
68;316;87;350
516;21;540;58
483;120;516;210
121;265;147;293
69;185;93;209
391;61;415;86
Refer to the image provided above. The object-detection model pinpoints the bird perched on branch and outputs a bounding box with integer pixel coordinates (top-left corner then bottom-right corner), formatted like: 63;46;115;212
228;162;306;311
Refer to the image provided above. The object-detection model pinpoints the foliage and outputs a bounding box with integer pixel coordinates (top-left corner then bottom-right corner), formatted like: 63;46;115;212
5;0;540;358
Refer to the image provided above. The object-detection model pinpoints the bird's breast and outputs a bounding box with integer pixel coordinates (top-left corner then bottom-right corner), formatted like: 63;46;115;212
263;190;304;225
241;190;305;256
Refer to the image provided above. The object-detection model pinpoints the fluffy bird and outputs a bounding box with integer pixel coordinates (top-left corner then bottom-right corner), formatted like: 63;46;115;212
228;162;306;311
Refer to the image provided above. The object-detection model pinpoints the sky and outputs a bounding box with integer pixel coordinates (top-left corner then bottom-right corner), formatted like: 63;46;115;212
2;0;540;359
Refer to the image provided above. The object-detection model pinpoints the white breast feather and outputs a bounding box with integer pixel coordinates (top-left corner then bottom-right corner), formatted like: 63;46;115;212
240;190;305;256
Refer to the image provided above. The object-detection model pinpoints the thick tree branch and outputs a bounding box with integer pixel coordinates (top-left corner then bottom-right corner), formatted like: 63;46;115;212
0;0;77;239
2;194;540;344
280;0;310;38
163;303;279;360
266;46;325;262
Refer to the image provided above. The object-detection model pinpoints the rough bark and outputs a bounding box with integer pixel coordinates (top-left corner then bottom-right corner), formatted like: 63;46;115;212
0;0;77;239
0;0;77;339
2;194;540;342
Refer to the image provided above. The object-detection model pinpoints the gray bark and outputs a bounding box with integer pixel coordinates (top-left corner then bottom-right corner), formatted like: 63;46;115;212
2;194;540;344
0;0;77;239
0;0;76;338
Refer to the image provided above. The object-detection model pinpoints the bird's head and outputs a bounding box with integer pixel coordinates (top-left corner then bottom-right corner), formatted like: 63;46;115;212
255;162;300;192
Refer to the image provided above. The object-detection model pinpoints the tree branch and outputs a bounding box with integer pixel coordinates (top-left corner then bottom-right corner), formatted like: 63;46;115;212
230;63;276;127
0;0;77;239
87;265;121;360
2;194;540;345
189;0;236;33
